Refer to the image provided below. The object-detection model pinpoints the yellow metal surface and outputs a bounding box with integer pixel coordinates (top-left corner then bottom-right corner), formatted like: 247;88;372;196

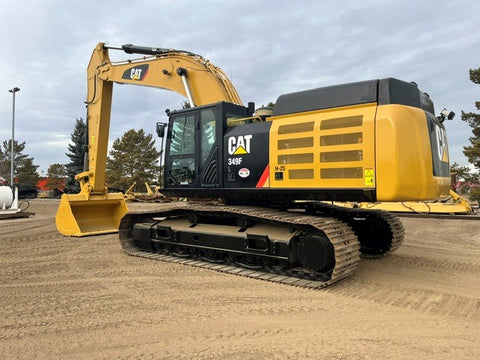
375;104;450;201
145;182;154;196
269;103;376;189
56;193;128;236
123;182;137;201
357;201;472;214
358;190;473;214
267;102;450;202
448;189;473;210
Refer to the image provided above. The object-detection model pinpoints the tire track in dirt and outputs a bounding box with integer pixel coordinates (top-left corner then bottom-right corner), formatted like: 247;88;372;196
1;200;480;360
325;275;480;319
0;216;55;235
379;253;480;273
0;284;172;341
0;231;63;247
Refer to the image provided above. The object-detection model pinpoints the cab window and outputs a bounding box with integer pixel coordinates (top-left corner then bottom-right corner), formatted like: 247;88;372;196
169;114;195;184
200;108;216;165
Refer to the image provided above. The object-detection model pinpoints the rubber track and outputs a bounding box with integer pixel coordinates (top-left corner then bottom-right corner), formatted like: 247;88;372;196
119;203;361;289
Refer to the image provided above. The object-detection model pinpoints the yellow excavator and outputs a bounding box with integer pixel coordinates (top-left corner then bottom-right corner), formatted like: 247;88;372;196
56;42;452;287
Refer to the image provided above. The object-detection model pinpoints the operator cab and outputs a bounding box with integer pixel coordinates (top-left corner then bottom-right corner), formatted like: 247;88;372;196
163;102;251;191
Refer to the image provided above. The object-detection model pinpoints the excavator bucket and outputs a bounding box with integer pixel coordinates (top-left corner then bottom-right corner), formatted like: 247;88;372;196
55;192;128;237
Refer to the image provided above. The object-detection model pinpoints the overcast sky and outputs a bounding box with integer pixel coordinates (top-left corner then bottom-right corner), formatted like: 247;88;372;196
0;0;479;175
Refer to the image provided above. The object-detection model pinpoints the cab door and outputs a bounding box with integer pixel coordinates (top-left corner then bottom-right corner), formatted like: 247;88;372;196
165;102;250;190
165;112;198;187
165;106;221;188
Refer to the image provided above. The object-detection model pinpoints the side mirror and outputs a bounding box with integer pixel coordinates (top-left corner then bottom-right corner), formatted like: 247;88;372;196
156;122;167;138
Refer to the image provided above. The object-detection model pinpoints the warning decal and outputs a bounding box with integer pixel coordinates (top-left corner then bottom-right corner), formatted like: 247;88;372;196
364;169;375;186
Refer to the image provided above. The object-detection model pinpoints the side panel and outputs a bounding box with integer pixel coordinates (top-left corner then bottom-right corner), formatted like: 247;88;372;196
223;122;272;188
375;104;450;201
269;103;377;190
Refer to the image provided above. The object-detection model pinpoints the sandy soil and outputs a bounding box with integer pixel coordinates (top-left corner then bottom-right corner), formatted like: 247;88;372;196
0;199;479;360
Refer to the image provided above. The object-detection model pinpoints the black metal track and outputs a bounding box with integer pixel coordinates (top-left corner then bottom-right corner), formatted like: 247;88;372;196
119;202;362;287
298;202;405;258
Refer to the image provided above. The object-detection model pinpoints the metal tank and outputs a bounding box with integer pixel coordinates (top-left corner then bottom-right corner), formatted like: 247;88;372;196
0;186;14;209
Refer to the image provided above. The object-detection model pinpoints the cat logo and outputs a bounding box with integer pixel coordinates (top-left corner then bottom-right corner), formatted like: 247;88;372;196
436;125;449;162
122;64;149;81
228;135;252;155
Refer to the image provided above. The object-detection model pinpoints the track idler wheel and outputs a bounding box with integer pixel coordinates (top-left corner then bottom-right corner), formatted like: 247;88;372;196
350;215;392;256
296;233;335;273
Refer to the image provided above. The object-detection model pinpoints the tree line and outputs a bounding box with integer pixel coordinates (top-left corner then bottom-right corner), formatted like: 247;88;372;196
0;140;39;187
61;119;161;193
451;66;480;201
0;118;161;193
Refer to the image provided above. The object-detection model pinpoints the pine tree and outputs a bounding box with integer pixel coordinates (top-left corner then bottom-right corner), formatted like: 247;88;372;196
64;118;86;193
461;67;480;201
0;140;39;186
0;146;8;180
0;140;27;181
106;129;160;191
17;157;40;187
450;162;473;181
462;68;480;169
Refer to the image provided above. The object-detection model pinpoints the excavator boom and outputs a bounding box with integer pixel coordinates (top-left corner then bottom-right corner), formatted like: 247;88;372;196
56;42;242;236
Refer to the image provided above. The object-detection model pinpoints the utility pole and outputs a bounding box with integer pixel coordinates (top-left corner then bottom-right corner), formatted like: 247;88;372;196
8;87;20;187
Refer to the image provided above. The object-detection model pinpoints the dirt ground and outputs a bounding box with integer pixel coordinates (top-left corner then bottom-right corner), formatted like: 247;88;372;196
0;199;479;360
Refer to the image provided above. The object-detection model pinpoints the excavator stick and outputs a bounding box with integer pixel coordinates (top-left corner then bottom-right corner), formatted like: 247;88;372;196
56;192;128;237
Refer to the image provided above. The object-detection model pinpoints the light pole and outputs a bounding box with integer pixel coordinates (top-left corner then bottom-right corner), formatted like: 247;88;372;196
8;87;20;187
